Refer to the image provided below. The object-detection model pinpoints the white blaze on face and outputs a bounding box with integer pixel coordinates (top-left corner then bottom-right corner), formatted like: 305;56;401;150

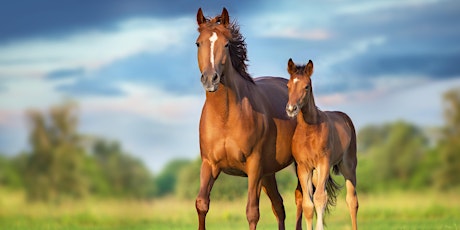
209;32;218;69
293;78;300;84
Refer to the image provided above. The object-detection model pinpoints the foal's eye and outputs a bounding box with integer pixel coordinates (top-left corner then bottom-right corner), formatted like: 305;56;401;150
225;43;229;48
195;42;200;47
305;85;310;90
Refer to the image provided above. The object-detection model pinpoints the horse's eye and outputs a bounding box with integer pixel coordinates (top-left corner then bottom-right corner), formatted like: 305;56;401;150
195;42;200;47
225;43;229;48
305;85;310;90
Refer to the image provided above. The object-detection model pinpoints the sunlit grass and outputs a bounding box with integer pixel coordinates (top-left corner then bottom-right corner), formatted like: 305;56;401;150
0;188;459;229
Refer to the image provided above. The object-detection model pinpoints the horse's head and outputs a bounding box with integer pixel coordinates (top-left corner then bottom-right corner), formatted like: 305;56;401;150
196;8;232;92
286;58;314;118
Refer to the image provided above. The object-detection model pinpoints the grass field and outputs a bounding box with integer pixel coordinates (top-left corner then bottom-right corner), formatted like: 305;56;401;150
0;188;459;229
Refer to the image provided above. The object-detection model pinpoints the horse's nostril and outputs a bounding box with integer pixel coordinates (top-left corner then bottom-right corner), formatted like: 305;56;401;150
286;104;298;113
212;74;218;83
201;74;205;82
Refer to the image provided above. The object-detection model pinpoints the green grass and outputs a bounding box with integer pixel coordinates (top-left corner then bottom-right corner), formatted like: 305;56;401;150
0;188;459;229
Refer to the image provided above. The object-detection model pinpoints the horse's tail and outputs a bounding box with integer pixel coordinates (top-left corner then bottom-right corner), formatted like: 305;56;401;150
325;111;356;213
325;170;341;214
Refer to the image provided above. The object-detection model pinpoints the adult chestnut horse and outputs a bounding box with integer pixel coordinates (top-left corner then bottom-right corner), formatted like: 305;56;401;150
195;8;302;230
285;59;359;230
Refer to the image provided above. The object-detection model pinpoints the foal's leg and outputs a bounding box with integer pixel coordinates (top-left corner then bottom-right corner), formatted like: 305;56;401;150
196;160;220;230
297;164;315;230
294;163;303;230
295;181;303;230
340;160;359;230
261;174;286;230
313;162;330;230
246;157;263;230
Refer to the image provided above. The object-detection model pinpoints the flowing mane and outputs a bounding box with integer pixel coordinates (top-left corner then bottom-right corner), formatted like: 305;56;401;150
198;16;254;84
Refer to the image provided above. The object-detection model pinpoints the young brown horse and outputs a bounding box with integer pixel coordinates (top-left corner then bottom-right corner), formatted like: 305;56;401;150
195;8;302;230
285;59;359;230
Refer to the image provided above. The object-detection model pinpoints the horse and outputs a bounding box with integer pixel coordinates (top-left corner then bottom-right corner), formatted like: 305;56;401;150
285;58;359;230
195;8;303;230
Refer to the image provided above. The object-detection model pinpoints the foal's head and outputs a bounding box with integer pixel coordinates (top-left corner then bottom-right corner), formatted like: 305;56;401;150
286;58;314;118
196;8;232;92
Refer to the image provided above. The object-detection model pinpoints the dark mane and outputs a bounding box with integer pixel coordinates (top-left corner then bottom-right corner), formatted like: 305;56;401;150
228;21;253;83
294;65;307;75
199;17;254;84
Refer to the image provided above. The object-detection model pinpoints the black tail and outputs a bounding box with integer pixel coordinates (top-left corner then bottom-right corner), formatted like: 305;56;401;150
325;168;341;214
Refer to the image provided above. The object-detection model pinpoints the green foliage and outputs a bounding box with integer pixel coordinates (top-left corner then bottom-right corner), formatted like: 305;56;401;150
176;158;249;200
91;139;156;199
24;102;89;201
175;158;297;200
16;102;155;202
176;158;201;199
435;88;460;189
0;154;25;188
155;159;191;197
357;121;429;192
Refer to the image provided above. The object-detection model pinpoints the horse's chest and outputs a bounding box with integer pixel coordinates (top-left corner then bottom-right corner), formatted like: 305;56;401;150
200;124;255;172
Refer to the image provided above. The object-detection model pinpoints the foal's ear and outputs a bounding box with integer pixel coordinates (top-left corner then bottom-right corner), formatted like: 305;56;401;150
197;8;207;25
304;60;314;77
221;8;230;26
287;58;296;76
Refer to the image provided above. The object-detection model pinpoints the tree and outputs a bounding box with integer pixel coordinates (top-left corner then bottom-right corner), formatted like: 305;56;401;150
356;121;428;191
155;159;191;197
91;139;156;199
436;88;460;189
24;102;88;201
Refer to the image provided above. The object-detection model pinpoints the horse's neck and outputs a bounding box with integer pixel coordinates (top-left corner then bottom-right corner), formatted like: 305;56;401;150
205;65;252;120
299;92;321;125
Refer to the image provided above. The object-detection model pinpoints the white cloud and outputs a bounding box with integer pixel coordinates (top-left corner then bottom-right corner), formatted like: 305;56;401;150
81;83;204;125
0;17;195;78
317;77;460;129
336;0;443;15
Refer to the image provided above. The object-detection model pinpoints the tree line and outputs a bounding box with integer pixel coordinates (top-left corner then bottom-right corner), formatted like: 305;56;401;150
0;88;459;202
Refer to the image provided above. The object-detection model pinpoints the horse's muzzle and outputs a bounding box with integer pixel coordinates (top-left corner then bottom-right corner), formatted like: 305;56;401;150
201;72;220;92
286;104;299;118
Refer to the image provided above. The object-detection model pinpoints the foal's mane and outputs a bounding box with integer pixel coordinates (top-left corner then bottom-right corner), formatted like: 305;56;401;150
198;16;254;84
292;64;308;75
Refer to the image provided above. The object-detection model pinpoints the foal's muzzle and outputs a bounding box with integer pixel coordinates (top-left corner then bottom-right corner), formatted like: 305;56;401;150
201;72;220;92
286;103;299;118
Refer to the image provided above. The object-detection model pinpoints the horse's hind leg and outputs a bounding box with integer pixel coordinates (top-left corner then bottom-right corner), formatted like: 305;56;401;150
196;160;220;230
262;174;286;230
340;157;359;230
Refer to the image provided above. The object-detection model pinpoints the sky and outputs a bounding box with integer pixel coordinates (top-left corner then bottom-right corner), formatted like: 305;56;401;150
0;0;459;172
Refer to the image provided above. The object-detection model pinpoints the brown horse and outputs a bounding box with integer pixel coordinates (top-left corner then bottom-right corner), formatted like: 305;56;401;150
195;8;302;230
285;58;359;230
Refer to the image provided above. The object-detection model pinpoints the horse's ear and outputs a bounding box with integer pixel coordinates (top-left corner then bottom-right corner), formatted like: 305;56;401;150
304;60;314;76
287;58;296;76
197;8;206;25
221;8;230;26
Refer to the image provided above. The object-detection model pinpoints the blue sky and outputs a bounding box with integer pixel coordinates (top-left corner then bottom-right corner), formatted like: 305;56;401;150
1;0;459;172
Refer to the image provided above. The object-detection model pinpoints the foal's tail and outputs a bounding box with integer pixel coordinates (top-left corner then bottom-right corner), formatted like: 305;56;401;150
325;111;357;213
325;169;341;213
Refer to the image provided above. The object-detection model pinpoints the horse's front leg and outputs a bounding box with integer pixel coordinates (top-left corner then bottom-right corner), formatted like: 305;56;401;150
297;164;315;230
246;156;263;230
196;159;220;230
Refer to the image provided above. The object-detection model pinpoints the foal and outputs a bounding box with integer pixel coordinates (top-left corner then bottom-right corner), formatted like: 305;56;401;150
285;59;359;230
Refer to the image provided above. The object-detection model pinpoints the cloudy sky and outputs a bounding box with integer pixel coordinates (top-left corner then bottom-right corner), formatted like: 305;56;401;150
1;0;459;172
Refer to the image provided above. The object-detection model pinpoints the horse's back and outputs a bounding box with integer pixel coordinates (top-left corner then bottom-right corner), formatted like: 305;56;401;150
325;111;356;157
254;76;290;120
